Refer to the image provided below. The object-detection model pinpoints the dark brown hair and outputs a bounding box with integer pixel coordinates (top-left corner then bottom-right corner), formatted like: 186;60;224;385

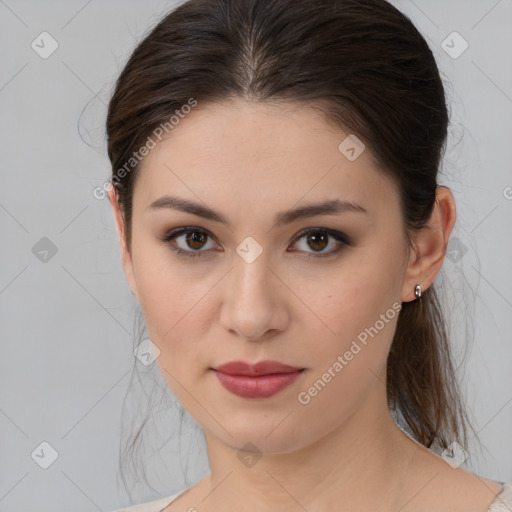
106;0;477;495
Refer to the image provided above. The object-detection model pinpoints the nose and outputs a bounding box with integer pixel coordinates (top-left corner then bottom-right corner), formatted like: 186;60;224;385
218;252;289;342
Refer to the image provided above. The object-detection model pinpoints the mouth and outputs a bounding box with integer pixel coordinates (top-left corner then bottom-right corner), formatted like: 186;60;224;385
211;360;306;399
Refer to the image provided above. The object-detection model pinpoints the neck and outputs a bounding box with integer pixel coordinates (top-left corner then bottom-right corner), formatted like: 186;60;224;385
202;378;418;511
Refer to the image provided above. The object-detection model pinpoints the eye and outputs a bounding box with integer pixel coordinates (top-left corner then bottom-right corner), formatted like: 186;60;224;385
159;227;218;259
289;228;350;259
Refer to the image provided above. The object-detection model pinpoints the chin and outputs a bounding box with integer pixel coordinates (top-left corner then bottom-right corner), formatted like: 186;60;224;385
207;413;312;455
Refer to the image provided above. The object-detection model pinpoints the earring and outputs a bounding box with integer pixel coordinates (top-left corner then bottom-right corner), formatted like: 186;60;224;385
414;285;422;300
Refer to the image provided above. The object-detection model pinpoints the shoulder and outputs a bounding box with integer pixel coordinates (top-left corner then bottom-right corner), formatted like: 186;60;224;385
408;445;511;511
113;488;187;512
486;482;512;512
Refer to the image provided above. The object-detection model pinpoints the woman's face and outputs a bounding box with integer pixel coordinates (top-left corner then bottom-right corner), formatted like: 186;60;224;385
116;99;414;453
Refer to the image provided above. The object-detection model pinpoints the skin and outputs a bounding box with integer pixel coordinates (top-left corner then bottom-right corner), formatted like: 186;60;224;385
109;99;502;512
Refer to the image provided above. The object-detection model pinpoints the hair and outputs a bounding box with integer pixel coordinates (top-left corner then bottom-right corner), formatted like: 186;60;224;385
105;0;479;497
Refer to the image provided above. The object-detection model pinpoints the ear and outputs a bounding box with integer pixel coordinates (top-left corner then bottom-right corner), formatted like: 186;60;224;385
108;186;139;301
401;186;456;302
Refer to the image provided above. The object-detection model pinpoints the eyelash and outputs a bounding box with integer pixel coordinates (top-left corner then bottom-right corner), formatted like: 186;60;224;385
159;227;351;260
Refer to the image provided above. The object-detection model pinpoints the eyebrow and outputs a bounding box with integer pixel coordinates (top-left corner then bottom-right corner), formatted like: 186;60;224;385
146;195;367;229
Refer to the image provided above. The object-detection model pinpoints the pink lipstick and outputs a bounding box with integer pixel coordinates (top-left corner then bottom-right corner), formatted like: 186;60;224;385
212;360;305;399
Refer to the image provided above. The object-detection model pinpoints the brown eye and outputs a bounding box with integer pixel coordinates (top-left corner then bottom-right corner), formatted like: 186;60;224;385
291;228;350;258
160;227;218;259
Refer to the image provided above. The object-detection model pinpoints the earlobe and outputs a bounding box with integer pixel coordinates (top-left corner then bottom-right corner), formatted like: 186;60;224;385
401;186;456;302
107;187;139;300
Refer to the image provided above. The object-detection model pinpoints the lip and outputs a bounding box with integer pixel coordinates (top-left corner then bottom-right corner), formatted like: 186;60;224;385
212;360;305;399
213;360;304;375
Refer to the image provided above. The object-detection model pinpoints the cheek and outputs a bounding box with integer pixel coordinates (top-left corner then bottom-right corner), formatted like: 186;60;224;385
130;237;206;355
134;257;212;402
289;250;403;405
290;267;401;441
297;259;400;349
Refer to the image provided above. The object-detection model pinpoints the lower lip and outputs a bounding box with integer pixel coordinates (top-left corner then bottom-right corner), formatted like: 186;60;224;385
213;370;304;399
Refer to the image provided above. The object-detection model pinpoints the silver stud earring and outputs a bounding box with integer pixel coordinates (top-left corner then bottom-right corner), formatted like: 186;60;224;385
414;284;422;300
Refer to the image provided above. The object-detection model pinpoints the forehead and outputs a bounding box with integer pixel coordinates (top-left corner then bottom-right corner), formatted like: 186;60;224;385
133;99;398;218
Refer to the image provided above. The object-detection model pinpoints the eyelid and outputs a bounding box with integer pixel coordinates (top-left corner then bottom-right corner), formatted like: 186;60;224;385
292;227;351;246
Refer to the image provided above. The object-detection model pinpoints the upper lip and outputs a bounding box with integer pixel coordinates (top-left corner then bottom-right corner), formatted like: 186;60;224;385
213;360;304;376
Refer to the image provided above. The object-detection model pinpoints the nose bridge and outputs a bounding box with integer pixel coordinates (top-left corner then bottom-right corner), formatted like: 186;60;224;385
220;242;283;340
232;232;272;291
232;244;274;307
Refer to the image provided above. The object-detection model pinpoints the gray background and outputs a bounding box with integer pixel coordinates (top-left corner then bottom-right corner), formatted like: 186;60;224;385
0;0;511;511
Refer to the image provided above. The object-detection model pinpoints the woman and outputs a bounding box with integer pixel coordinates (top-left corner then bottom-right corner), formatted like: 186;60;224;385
105;0;512;510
